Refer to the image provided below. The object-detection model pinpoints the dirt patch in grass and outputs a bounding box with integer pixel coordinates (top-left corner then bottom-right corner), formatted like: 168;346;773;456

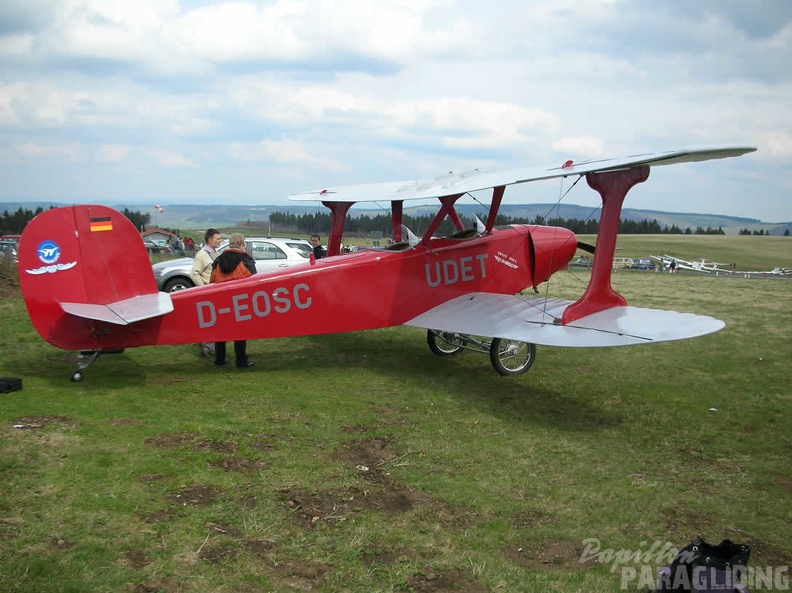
510;509;556;529
131;579;183;593
144;431;199;449
124;549;150;569
167;485;225;507
248;436;279;451
0;282;20;299
271;559;329;589
0;517;23;540
209;457;266;472
194;438;239;454
332;435;415;484
245;538;275;558
403;569;491;592
333;435;399;466
198;540;238;565
502;539;584;570
136;508;175;524
341;423;370;433
281;484;420;527
11;415;71;429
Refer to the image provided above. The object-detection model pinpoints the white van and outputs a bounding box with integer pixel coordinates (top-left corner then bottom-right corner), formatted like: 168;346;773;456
612;257;634;269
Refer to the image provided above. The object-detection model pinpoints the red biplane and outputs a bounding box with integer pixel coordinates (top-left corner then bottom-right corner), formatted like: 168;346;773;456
18;146;755;381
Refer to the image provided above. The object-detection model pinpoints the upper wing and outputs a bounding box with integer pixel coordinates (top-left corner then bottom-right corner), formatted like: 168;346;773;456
404;293;725;347
290;146;756;203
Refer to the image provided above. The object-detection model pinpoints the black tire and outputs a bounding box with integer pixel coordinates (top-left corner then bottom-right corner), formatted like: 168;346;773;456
489;338;536;376
163;277;194;293
427;330;464;356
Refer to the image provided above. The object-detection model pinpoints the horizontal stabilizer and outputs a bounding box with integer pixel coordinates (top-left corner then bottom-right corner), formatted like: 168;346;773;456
60;293;174;326
405;293;724;347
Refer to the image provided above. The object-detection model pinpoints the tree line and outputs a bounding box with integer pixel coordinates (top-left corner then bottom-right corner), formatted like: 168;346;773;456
1;207;169;235
268;210;729;236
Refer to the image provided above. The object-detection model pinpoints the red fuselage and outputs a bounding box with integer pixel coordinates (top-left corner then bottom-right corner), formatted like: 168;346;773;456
28;224;576;351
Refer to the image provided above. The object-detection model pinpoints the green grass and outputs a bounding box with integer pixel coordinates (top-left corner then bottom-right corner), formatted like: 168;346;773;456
1;261;791;592
578;233;791;272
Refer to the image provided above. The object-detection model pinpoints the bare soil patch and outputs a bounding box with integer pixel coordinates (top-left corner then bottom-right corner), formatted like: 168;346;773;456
144;431;198;449
245;538;275;558
332;435;415;484
403;569;491;592
194;438;239;454
510;509;555;529
167;485;224;507
209;457;264;473
281;484;420;527
0;517;23;540
11;415;70;429
198;540;238;565
131;579;183;593
124;549;150;569
271;559;329;590
502;539;584;570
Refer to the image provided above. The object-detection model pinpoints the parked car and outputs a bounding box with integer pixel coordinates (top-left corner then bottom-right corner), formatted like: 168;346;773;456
0;239;17;264
569;256;593;268
144;239;171;254
633;258;655;270
612;257;635;269
0;234;21;245
152;236;314;292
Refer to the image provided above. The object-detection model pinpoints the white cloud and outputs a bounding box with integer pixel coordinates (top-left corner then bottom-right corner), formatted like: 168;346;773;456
0;0;789;220
150;148;196;168
98;143;130;161
15;142;82;160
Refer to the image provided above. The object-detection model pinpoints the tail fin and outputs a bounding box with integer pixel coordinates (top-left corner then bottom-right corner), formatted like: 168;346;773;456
18;205;168;350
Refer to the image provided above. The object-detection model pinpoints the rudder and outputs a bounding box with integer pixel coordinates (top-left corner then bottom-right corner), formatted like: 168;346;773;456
18;205;158;350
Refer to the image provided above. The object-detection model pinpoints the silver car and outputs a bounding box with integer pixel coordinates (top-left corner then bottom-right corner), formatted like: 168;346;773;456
152;236;313;292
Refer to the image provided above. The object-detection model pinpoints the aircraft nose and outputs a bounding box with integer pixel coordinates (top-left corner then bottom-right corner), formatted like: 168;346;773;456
528;226;578;284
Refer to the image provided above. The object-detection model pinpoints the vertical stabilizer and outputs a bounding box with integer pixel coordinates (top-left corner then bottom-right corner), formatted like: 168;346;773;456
18;205;159;350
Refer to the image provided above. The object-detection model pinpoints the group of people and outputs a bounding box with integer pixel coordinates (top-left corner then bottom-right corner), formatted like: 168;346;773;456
190;228;255;369
189;230;328;369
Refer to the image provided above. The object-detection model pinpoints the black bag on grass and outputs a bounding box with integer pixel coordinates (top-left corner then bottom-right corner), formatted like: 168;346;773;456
0;377;22;393
657;537;750;592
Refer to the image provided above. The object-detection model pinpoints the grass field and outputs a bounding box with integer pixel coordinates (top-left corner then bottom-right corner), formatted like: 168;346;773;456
0;241;791;592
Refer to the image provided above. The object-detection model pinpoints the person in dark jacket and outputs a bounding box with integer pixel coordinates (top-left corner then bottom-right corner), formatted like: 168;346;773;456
210;233;256;368
310;234;326;259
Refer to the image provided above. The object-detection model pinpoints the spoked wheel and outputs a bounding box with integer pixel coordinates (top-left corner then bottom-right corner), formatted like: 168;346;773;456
489;338;536;376
427;330;464;356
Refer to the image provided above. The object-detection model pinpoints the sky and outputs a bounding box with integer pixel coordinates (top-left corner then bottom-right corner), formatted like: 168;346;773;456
1;0;791;222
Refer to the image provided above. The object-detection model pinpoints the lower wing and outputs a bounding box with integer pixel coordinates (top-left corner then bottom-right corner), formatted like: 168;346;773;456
404;293;724;347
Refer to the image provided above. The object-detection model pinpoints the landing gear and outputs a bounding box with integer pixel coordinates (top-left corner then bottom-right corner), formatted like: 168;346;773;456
489;338;536;376
71;349;125;381
426;330;464;355
426;330;536;376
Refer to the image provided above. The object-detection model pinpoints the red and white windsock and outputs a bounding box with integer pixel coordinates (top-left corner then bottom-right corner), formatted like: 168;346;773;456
154;204;164;213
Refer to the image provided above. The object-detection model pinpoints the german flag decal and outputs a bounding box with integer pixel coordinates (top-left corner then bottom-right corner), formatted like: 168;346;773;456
90;216;114;232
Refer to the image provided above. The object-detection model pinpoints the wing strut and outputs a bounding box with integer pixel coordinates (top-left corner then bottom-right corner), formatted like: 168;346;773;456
323;201;353;257
561;166;649;325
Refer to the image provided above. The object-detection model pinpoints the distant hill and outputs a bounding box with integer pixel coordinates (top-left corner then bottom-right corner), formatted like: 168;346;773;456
2;201;790;236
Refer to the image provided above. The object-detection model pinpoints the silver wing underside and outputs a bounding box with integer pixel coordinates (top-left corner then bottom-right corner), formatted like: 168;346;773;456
404;293;725;347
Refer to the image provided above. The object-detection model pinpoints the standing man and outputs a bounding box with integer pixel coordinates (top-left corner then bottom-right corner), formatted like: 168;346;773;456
191;228;222;357
310;234;326;260
210;233;256;368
